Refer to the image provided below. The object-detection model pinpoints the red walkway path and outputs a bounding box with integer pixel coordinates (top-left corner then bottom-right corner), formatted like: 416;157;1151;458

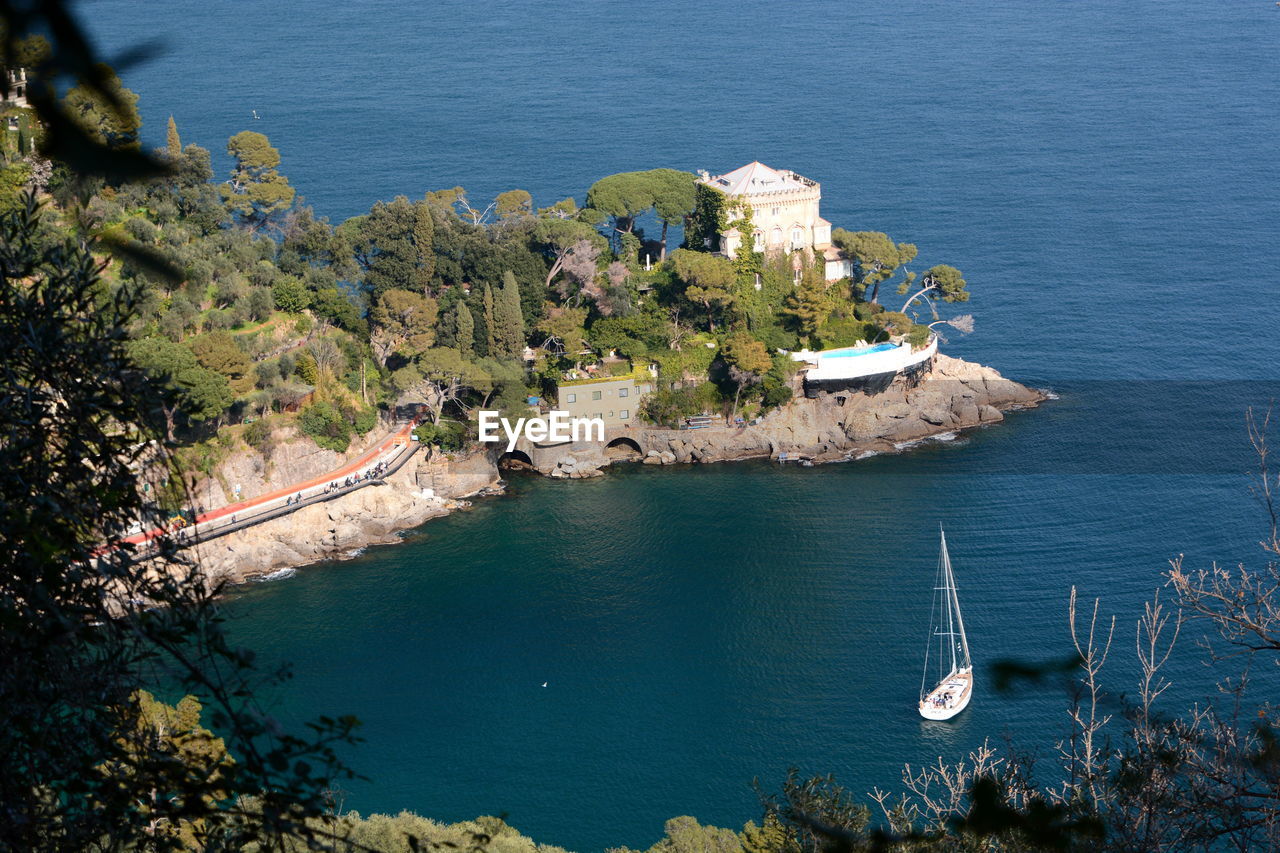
124;421;417;547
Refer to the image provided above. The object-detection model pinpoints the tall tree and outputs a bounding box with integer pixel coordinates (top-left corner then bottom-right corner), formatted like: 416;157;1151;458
483;282;496;357
369;288;438;366
455;300;474;359
221;130;295;231
347;196;437;299
830;229;917;305
671;248;736;331
127;336;233;437
394;347;490;424
495;188;532;219
533;217;602;291
721;331;772;416
492;270;524;360
900;264;969;313
536;304;589;358
650;168;697;260
412;199;436;293
165;115;181;157
782;270;835;343
187;330;254;394
586;168;696;257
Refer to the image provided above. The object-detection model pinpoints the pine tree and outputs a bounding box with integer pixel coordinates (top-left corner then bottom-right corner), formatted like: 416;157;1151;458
455;301;474;359
412;200;435;294
493;270;524;360
221;130;295;231
483;283;496;357
166;115;181;157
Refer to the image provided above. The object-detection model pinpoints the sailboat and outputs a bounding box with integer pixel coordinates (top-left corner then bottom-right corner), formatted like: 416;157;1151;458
918;527;972;721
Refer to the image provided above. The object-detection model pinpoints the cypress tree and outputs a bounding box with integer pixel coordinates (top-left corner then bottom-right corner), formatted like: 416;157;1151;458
494;270;524;360
166;115;181;157
411;200;435;294
455;301;474;359
483;283;496;357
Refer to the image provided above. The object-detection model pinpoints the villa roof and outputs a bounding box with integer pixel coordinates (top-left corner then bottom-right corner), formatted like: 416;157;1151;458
701;161;815;196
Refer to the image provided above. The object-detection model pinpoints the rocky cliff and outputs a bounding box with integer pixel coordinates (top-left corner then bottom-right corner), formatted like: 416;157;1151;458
188;448;501;584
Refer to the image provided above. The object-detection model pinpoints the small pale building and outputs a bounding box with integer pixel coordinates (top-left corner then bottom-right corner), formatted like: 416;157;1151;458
555;375;654;430
696;161;852;281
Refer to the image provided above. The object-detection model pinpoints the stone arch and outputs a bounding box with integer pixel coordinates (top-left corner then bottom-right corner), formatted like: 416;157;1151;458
498;449;535;470
604;436;643;460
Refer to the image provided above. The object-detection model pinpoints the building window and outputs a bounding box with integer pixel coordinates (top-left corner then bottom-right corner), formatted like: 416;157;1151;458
619;387;629;398
594;412;603;420
608;411;614;418
620;409;629;420
566;393;576;403
591;390;602;401
753;231;764;251
771;207;779;216
754;273;762;290
793;269;802;285
771;227;783;245
792;227;803;247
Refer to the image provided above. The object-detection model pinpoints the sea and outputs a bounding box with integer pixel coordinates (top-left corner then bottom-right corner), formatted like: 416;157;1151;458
84;1;1280;849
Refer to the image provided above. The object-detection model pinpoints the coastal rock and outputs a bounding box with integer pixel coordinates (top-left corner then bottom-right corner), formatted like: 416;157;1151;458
188;446;501;585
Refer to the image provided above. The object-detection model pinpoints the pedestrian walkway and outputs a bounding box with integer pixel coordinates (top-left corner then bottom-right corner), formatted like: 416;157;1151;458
124;419;420;551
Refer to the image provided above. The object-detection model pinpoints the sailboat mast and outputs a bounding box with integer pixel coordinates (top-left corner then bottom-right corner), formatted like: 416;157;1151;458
942;529;971;669
941;529;955;674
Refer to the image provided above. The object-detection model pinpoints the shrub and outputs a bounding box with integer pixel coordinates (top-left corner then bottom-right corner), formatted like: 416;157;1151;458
761;374;793;411
123;216;158;244
350;405;378;436
299;401;351;453
639;382;726;426
294;352;319;385
854;301;878;320
414;419;467;451
815;316;873;350
752;322;799;353
253;360;279;389
243;418;271;450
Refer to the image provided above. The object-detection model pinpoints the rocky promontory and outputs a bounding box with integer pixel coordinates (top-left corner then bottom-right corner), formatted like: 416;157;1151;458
533;354;1044;477
189;354;1043;584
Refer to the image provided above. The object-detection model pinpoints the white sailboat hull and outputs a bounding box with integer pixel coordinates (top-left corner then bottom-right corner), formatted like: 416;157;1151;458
918;668;973;721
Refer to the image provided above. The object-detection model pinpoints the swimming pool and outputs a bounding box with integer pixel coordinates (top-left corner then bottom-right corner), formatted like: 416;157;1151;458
819;343;899;359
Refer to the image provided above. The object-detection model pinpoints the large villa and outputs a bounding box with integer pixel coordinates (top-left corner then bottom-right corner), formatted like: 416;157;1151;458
696;161;853;281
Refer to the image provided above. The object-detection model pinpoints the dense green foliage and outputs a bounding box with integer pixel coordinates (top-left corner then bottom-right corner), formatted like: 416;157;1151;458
0;194;360;851
0;51;969;453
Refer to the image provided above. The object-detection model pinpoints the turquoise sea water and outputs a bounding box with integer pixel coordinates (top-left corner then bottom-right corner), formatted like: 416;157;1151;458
85;1;1280;849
